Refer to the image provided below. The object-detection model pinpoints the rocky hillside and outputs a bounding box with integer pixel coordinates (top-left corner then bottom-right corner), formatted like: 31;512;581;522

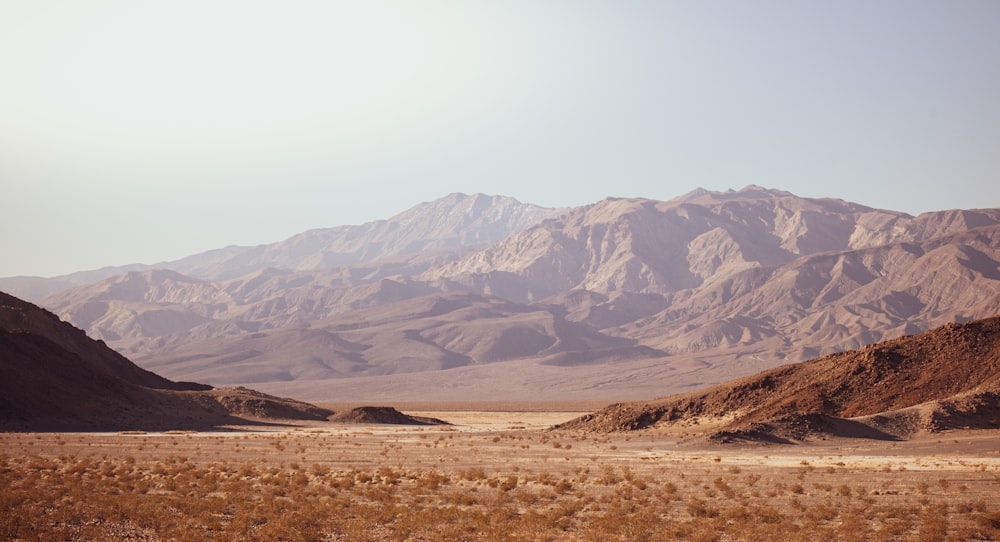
557;315;1000;441
0;291;331;431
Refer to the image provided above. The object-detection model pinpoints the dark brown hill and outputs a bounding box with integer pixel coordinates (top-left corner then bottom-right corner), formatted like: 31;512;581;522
329;406;448;426
557;315;1000;441
0;291;331;431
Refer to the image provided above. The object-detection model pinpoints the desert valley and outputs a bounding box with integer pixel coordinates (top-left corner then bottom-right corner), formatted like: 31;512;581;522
3;187;1000;540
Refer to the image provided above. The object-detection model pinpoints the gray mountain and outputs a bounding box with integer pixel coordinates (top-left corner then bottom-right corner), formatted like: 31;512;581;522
161;192;565;280
0;193;564;301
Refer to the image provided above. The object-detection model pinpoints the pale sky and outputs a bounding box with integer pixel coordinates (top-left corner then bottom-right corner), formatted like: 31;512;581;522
1;1;999;278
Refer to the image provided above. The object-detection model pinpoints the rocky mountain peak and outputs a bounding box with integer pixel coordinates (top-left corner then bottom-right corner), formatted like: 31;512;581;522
425;187;913;300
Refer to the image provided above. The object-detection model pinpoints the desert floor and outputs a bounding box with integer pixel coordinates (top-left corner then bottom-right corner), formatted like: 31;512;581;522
2;404;1000;541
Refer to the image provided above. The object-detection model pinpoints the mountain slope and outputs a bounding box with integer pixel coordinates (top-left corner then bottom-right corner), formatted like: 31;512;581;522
43;269;446;356
425;186;1000;303
0;291;331;431
557;315;1000;440
625;223;1000;359
166;192;566;280
136;291;662;386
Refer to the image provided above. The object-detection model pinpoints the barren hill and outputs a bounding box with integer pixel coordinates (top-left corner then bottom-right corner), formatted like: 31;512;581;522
0;291;331;431
329;406;448;426
557;315;1000;441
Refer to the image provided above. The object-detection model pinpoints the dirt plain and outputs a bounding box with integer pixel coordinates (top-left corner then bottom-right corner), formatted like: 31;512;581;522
3;403;1000;541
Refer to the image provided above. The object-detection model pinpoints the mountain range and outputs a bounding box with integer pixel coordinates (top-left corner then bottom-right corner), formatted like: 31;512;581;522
5;187;1000;402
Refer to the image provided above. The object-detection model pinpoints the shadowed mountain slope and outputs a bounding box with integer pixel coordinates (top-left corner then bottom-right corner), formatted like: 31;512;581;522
136;291;662;386
0;291;331;431
557;315;1000;441
42;270;446;357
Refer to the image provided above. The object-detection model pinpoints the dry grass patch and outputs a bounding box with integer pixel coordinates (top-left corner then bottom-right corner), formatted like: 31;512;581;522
3;423;1000;540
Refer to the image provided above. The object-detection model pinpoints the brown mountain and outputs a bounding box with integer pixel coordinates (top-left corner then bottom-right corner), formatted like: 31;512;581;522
0;291;331;431
21;187;1000;401
557;315;1000;442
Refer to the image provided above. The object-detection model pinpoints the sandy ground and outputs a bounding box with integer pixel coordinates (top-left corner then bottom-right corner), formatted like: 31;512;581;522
4;408;999;473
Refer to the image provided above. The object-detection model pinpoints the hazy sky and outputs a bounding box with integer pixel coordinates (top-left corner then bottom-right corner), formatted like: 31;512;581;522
2;1;999;278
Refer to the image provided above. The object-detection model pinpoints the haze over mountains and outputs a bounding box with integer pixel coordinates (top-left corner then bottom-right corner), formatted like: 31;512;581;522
6;187;1000;401
0;193;563;301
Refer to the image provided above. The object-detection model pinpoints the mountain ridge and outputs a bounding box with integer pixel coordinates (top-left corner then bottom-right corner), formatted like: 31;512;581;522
0;192;564;301
423;186;997;304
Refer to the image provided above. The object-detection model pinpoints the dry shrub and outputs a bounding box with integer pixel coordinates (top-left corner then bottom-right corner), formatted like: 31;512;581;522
415;469;449;490
917;504;949;542
4;433;999;542
554;479;573;494
498;474;518;491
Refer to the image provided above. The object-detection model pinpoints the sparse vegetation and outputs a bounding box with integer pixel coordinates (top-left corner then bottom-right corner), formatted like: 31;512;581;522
2;420;999;541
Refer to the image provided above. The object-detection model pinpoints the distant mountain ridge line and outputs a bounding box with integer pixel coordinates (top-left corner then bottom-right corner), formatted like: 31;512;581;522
422;188;1000;302
0;192;565;301
6;186;1000;401
6;186;991;293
